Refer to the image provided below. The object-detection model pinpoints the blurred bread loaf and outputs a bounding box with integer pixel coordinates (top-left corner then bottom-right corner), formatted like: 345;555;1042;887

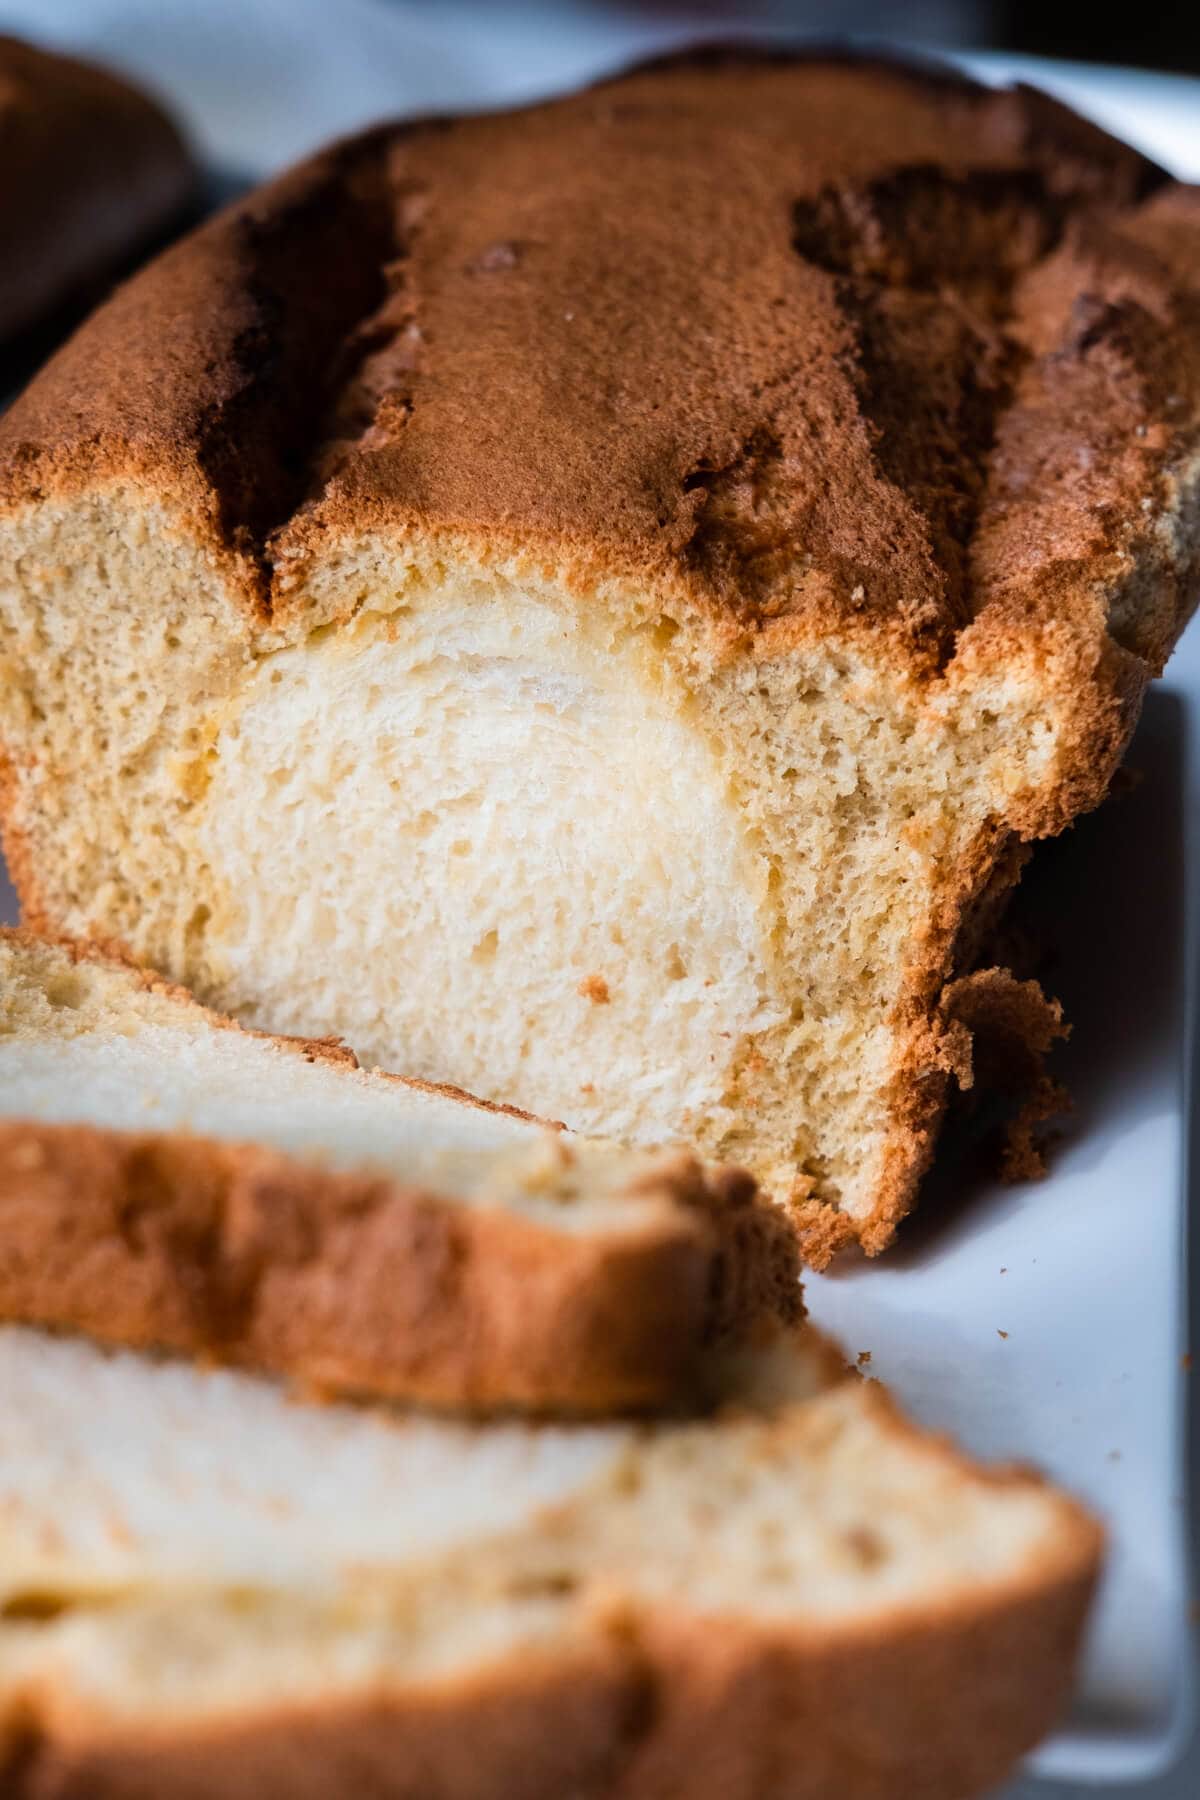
0;34;195;348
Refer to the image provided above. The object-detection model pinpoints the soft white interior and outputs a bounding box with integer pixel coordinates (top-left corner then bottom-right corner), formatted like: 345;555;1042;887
192;579;1060;1219
0;936;685;1238
0;1025;536;1167
197;599;784;1152
0;1328;622;1603
0;1327;1064;1631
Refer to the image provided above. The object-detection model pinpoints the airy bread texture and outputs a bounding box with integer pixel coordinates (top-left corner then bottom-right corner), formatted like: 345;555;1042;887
0;1324;1102;1799
0;931;798;1413
2;53;1199;1261
0;34;195;347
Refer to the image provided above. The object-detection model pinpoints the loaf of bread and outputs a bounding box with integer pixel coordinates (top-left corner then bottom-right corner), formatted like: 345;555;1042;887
0;931;797;1412
1;51;1198;1263
0;34;195;349
0;1322;1101;1799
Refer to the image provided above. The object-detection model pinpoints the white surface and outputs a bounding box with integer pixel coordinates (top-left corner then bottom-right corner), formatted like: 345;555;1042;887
0;4;1198;1789
807;629;1199;1784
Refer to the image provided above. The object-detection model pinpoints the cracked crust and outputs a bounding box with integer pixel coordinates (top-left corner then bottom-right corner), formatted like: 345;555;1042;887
1;46;1195;664
0;35;196;349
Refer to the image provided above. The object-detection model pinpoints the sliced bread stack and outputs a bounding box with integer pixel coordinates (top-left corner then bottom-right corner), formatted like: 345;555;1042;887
0;930;1105;1796
0;1325;1100;1799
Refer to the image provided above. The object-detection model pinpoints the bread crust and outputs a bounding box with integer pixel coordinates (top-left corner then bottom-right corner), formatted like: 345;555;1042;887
0;35;196;348
0;1594;1095;1800
2;1387;1103;1800
616;1563;1100;1800
795;834;1072;1268
0;47;1194;666
0;1114;798;1418
2;1638;643;1800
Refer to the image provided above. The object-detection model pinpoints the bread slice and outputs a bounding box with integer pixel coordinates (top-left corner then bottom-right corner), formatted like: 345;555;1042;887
0;931;798;1414
0;35;195;349
1;52;1198;1263
0;1322;1101;1800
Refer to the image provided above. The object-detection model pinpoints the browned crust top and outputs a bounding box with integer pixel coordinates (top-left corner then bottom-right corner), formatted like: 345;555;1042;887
1;47;1198;671
0;34;196;347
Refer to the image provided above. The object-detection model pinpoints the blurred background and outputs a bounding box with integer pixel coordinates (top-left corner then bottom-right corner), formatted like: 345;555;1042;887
3;1;1200;181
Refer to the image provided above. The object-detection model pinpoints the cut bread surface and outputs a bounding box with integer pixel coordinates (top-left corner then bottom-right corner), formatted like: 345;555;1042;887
199;603;782;1152
0;932;798;1412
1;54;1199;1262
0;1324;1101;1798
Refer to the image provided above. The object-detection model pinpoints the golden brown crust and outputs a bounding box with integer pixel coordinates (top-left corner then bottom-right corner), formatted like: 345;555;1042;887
791;819;1067;1267
3;1638;643;1800
616;1562;1100;1800
1;47;1195;665
0;1604;1094;1800
0;35;196;348
0;1118;798;1417
3;1487;1101;1800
